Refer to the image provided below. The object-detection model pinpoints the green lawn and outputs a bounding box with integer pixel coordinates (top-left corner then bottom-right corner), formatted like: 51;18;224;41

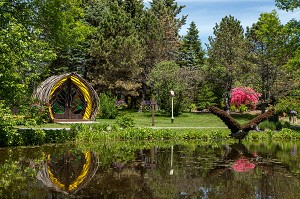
18;111;263;129
96;111;259;128
126;112;227;127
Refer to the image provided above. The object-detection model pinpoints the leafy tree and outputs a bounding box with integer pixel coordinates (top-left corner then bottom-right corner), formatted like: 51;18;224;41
147;61;190;116
0;1;55;108
33;0;91;75
246;11;296;111
207;15;248;111
275;1;300;110
85;0;145;96
178;21;205;69
0;0;34;29
275;0;300;11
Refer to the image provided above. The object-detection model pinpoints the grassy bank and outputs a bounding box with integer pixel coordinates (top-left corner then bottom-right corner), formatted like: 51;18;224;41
3;111;298;147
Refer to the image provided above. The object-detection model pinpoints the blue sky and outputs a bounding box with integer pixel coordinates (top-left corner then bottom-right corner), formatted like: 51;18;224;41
145;0;300;49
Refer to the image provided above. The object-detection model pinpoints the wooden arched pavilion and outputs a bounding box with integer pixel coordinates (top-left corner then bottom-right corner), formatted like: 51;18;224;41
33;72;99;122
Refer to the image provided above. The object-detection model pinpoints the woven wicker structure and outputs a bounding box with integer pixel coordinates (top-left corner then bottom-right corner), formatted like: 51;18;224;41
33;72;99;121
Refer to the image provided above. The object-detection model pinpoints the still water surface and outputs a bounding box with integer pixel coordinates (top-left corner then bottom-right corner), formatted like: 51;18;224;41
0;140;300;198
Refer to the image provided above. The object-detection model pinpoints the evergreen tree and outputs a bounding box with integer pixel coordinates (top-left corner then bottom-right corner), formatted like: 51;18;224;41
149;0;187;61
178;21;205;69
85;0;145;96
207;15;247;111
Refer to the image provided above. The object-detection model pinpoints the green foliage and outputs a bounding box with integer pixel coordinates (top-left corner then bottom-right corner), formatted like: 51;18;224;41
148;61;190;116
0;101;16;147
0;18;55;108
0;160;36;198
85;0;145;95
272;128;300;140
150;0;187;61
275;96;300;115
259;121;277;131
196;84;218;110
116;114;135;128
19;129;46;145
72;124;231;141
98;92;118;119
207;15;247;110
189;103;197;112
44;129;75;143
246;11;296;110
19;98;51;125
0;126;75;147
34;0;91;75
238;104;248;113
178;21;205;68
275;0;300;11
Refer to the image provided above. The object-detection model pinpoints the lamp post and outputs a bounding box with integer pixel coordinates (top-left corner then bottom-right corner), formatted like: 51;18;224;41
170;90;175;123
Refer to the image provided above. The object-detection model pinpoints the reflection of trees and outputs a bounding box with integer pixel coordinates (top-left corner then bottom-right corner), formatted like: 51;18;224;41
37;150;99;195
3;141;300;198
199;143;300;199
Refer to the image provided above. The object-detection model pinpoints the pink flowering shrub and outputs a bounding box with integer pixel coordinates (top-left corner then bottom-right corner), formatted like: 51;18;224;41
230;87;261;110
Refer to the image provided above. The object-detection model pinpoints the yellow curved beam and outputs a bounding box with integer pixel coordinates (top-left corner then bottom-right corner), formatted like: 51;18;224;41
49;74;93;120
47;152;92;192
70;76;92;120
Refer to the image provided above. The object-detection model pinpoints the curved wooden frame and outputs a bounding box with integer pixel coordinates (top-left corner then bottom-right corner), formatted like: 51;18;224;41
33;72;99;121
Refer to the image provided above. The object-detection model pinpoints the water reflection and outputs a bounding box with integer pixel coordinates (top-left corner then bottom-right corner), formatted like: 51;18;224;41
37;150;98;195
1;141;300;198
210;143;257;174
112;146;158;179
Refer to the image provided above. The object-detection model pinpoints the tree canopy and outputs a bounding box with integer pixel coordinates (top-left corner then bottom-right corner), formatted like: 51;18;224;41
0;0;299;115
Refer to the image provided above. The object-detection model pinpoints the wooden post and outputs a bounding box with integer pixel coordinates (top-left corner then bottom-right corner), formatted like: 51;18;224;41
151;96;155;126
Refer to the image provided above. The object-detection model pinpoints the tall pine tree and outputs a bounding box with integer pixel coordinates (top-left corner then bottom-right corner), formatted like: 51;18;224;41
178;21;205;69
149;0;187;61
207;15;247;111
85;0;145;96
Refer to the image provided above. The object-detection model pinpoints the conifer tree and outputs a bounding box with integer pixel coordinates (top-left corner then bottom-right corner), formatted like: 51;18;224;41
85;0;145;96
178;21;205;69
149;0;187;61
207;15;247;111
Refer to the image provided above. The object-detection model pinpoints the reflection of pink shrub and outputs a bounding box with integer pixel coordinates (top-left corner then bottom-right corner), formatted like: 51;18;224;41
231;156;255;172
230;87;261;110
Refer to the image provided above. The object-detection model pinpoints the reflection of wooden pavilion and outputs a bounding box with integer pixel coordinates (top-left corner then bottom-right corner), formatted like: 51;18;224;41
33;72;99;122
37;151;99;195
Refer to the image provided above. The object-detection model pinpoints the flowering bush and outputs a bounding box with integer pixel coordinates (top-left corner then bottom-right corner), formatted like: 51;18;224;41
230;87;261;110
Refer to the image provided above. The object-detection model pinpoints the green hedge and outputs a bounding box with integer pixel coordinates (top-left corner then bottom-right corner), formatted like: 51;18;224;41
71;123;300;142
0;124;299;148
0;128;76;147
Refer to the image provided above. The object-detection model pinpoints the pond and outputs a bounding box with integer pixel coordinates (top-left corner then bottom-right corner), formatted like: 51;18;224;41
1;140;300;198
